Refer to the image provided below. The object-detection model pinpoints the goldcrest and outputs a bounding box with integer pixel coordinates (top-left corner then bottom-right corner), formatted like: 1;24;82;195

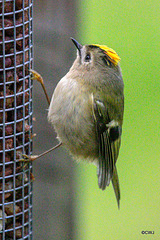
48;38;124;207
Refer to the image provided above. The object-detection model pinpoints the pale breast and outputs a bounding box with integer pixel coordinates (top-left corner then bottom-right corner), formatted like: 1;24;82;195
48;76;98;160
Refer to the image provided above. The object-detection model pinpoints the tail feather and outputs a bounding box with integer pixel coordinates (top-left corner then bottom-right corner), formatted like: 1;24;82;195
112;166;120;208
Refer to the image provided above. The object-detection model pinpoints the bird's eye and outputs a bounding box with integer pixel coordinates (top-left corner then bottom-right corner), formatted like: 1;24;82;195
85;53;91;62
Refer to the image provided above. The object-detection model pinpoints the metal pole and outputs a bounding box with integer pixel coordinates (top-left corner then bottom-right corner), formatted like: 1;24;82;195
0;0;33;239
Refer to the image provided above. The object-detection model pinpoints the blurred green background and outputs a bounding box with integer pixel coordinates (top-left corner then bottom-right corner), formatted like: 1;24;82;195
73;0;160;239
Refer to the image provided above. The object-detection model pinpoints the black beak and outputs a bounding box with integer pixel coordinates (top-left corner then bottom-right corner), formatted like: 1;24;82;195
71;38;82;54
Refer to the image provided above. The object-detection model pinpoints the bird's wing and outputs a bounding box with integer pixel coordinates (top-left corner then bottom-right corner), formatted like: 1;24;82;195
92;97;121;206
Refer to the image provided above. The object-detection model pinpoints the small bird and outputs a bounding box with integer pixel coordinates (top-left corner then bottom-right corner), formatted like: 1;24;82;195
47;38;124;207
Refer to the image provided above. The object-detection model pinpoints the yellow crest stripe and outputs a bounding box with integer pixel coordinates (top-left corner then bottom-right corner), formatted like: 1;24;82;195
92;44;120;65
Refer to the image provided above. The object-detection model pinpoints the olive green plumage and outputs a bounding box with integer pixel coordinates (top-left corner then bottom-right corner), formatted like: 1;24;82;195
48;38;124;207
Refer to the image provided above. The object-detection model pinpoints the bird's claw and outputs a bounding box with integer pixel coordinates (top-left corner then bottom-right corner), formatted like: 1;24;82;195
19;154;38;162
30;69;44;84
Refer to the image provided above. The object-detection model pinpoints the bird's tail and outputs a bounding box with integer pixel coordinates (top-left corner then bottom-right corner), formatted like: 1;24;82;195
112;166;120;208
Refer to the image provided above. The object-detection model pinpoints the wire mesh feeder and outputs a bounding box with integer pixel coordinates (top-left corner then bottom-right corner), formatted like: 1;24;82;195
0;0;33;239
